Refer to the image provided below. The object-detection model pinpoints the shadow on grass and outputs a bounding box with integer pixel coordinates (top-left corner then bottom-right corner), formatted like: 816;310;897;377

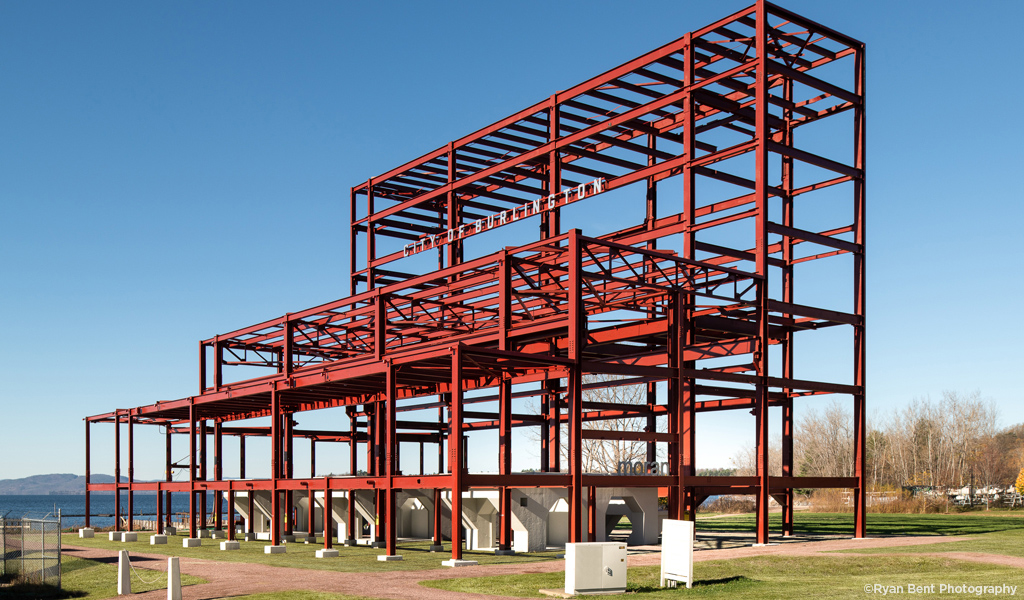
627;575;751;593
0;581;87;599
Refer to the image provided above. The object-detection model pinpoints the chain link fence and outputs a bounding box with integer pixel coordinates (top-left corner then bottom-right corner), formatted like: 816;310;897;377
1;515;62;588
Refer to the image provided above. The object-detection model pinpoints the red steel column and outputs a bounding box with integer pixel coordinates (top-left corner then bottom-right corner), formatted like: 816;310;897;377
497;257;513;553
189;401;197;539
432;487;443;549
567;231;584;543
84;420;91;528
156;483;163;536
200;420;208;531
449;347;464;560
498;377;513;553
853;42;868;539
127;412;134;532
347;414;357;544
114;411;121;532
285;414;294;536
324;479;333;549
587;486;596;542
271;387;281;546
214;421;223;532
680;31;698;522
367;181;377;289
384;362;399;557
547;381;560;472
781;74;796;538
164;425;172;533
754;0;772;546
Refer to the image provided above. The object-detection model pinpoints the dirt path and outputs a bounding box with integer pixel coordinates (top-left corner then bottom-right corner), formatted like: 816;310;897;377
62;535;1020;600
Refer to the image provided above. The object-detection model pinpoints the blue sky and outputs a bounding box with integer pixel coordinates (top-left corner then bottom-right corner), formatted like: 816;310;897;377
1;0;1021;481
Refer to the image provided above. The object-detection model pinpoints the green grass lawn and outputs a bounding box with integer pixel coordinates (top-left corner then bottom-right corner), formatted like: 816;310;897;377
837;527;1024;559
697;511;1024;537
423;554;1022;599
0;554;205;599
62;532;562;573
424;513;1024;599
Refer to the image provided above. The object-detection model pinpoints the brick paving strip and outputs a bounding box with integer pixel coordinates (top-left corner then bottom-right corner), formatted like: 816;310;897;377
63;536;1020;600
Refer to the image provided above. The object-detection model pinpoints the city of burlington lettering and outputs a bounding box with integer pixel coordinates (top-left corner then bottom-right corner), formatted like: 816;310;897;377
402;177;607;257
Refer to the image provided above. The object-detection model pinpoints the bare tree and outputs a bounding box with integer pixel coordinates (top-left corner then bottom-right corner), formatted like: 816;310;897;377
568;374;652;473
796;399;853;478
527;373;655;474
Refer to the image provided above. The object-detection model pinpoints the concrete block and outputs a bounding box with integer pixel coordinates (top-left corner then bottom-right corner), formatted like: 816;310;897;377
164;526;177;536
243;532;258;541
281;534;296;543
183;538;201;548
428;544;445;552
197;529;211;539
211;530;227;539
316;549;340;558
79;528;95;538
495;549;516;556
109;531;122;542
343;539;359;546
220;541;240;551
150;535;168;545
121;532;138;542
370;540;386;548
441;559;479;567
377;555;403;561
264;545;287;554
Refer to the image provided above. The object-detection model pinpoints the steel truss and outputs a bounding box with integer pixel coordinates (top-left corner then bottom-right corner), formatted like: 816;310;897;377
85;0;865;554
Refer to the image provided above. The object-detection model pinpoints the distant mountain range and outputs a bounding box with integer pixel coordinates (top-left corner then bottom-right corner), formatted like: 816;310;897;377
0;473;122;495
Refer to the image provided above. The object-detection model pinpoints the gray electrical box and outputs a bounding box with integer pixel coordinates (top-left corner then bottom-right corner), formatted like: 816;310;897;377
564;542;627;595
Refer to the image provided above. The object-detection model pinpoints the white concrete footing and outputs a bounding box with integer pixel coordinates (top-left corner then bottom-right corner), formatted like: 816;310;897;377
211;530;227;539
164;526;177;536
220;541;240;550
316;549;340;558
183;538;201;548
441;559;479;567
428;544;444;552
265;545;286;554
121;532;138;542
197;529;211;539
79;528;95;538
109;531;122;542
243;532;258;541
281;534;296;543
150;535;168;545
377;555;403;561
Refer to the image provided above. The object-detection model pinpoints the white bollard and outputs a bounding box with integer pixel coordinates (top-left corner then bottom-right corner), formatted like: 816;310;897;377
167;557;182;600
117;550;131;595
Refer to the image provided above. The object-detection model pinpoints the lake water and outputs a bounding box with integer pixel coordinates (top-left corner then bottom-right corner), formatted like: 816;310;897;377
0;494;219;529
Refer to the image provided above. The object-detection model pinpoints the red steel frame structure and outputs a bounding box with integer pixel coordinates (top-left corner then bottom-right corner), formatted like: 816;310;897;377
84;1;865;553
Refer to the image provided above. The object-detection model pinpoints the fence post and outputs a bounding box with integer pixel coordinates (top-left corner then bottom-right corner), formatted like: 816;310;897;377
117;550;131;595
167;556;181;600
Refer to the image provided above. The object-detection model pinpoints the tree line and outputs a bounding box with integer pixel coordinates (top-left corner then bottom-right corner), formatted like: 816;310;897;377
734;391;1024;491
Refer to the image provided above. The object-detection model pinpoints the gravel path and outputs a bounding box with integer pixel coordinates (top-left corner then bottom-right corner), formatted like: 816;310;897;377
63;535;1019;600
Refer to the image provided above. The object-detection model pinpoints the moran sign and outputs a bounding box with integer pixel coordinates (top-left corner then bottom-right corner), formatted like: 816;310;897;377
402;177;607;257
